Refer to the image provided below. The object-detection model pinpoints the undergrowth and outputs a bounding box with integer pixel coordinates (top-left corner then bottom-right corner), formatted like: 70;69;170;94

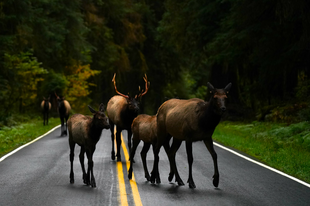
0;117;60;157
213;121;310;183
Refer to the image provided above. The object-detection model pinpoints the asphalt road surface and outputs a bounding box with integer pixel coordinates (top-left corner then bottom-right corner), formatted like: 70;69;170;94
0;125;309;206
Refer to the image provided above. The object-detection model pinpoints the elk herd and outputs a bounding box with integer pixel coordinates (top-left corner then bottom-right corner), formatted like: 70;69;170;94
41;73;231;189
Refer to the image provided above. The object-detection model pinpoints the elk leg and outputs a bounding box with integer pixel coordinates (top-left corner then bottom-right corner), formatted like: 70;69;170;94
69;141;75;184
46;111;49;125
110;122;115;160
79;147;87;185
204;138;219;188
163;138;172;180
141;143;151;181
186;141;196;188
168;139;184;186
150;136;171;184
86;149;96;188
116;129;122;162
128;139;140;179
64;116;68;136
60;117;64;136
150;143;161;184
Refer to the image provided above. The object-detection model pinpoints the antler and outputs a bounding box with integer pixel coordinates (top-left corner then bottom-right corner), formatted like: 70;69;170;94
112;73;129;98
54;92;59;100
138;74;150;98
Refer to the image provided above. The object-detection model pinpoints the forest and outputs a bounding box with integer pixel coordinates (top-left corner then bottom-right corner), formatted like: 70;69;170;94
1;0;310;126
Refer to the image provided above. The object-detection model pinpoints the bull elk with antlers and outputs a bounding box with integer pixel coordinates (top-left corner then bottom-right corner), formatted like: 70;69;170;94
107;73;150;161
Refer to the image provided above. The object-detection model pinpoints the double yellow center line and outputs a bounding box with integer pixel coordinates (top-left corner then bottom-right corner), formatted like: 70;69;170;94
115;131;143;206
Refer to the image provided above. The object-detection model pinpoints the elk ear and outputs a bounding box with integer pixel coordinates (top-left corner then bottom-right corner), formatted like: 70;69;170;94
224;83;232;94
88;105;97;114
99;103;105;112
207;82;215;93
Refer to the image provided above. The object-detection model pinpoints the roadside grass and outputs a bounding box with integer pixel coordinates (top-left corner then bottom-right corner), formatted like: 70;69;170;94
213;121;310;184
0;117;60;158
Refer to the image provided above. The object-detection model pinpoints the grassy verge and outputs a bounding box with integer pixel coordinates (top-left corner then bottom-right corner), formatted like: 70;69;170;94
213;121;310;184
0;117;60;158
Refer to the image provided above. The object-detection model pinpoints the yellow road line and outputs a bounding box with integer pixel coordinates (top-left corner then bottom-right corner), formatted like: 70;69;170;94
117;160;128;206
115;129;143;206
120;135;143;206
115;136;129;206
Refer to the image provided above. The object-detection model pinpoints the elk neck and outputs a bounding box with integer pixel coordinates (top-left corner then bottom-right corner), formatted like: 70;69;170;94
198;97;222;130
120;104;139;128
88;119;104;143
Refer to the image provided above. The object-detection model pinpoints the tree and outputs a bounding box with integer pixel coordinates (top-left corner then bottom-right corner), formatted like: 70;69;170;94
1;51;47;114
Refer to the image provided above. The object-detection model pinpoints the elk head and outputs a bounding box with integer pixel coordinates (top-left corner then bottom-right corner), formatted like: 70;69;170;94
207;82;232;115
43;96;50;102
88;103;110;130
55;92;64;108
112;73;150;113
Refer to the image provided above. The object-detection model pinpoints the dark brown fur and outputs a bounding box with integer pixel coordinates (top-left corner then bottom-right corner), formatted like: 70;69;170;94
55;93;71;136
150;82;232;188
128;114;159;182
68;104;110;188
106;74;150;162
41;97;51;126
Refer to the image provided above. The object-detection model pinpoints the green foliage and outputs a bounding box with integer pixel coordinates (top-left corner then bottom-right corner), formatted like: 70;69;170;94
1;51;47;115
162;70;208;100
0;117;59;157
41;70;69;96
213;121;310;183
264;103;309;123
1;0;310;121
65;63;101;113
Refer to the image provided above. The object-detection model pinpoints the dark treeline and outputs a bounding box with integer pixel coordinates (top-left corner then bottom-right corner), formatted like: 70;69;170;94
0;0;309;125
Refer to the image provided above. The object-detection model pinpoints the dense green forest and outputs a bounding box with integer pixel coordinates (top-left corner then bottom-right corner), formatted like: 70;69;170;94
1;0;310;126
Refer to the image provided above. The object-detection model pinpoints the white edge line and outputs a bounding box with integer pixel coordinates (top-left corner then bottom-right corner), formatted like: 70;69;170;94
0;125;61;162
1;124;309;188
214;142;310;188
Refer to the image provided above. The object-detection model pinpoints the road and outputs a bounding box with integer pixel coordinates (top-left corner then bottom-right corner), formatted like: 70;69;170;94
0;125;309;206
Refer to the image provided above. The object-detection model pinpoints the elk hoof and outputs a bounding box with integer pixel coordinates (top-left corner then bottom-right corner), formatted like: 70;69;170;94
176;177;185;186
168;172;174;182
188;181;196;189
188;177;196;188
83;174;87;184
111;151;115;160
213;174;219;188
90;180;96;188
128;169;132;180
116;156;121;162
70;173;74;184
145;173;151;181
156;175;161;184
150;172;157;184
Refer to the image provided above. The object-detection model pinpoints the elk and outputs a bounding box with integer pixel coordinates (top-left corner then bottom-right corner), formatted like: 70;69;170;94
41;97;51;125
128;114;170;183
150;82;232;188
68;103;110;188
55;93;71;136
107;73;150;162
